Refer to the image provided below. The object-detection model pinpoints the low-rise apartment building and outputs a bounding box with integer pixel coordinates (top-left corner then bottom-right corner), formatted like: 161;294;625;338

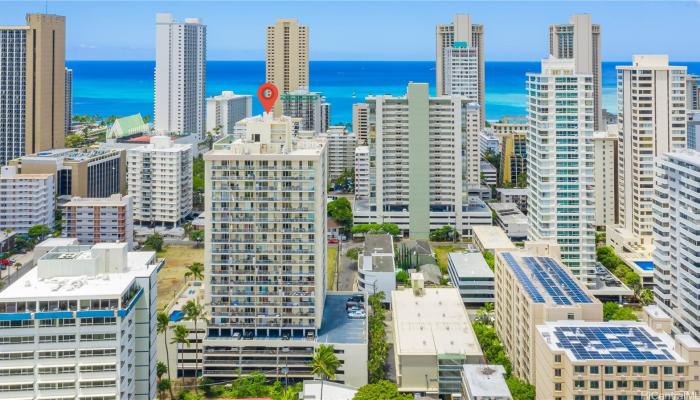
392;274;484;397
494;251;603;384
61;194;134;249
496;188;528;214
0;166;55;233
358;234;396;302
535;320;700;400
489;202;528;241
0;241;162;400
447;252;494;305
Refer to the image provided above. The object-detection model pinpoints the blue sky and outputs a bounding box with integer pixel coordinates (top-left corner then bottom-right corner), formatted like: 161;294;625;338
5;1;700;61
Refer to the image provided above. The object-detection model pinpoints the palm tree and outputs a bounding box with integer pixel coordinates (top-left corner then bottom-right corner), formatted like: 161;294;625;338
182;300;207;393
184;262;204;282
170;324;190;386
309;344;340;400
156;361;168;398
156;311;175;399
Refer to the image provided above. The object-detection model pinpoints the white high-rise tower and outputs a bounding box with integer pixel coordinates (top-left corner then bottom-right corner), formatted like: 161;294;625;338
526;58;596;280
154;13;206;136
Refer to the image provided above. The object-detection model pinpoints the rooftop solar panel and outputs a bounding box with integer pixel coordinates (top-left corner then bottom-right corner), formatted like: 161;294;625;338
502;253;545;303
550;326;675;362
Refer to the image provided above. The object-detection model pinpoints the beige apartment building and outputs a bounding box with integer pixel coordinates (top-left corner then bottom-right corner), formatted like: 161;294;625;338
352;103;369;145
61;194;134;249
549;14;603;131
494;251;603;384
436;14;485;127
392;274;483;397
534;319;700;400
593;125;619;228
617;55;687;244
493;117;527;186
266;18;309;116
0;14;66;166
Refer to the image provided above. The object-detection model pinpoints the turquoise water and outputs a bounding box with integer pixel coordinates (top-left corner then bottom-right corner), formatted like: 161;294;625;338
68;60;700;125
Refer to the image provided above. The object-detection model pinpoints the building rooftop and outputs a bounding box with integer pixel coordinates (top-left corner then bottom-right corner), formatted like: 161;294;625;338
537;321;700;362
472;225;515;250
0;243;160;301
317;293;366;345
490;203;527;224
496;188;528;196
363;234;393;256
448;252;493;278
461;364;512;399
480;160;497;173
23;147;120;162
588;264;634;297
62;194;131;208
391;287;482;357
500;252;596;306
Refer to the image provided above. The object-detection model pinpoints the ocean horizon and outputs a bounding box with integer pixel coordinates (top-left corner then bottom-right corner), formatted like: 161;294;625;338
69;60;700;126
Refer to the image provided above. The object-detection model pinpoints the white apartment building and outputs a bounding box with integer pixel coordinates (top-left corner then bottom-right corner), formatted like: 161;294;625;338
127;136;193;226
0;166;54;233
320;102;330;133
550;14;603;131
653;150;700;342
526;57;596;279
354;83;489;239
61;194;135;249
354;146;370;200
202;114;367;387
686;74;699;111
358;234;396;302
447;252;494;305
617;55;687;243
266;18;308;116
0;241;162;400
320;126;355;182
593;125;619;228
65;67;73;134
436;14;485;127
352;103;370;145
689;111;700;151
154;13;206;136
205;91;252;136
281;89;325;133
479;128;501;156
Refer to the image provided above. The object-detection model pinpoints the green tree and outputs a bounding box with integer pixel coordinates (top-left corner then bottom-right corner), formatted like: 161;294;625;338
327;198;353;235
65;133;86;148
144;233;164;252
638;288;654;306
346;248;359;260
353;380;412;400
506;376;536;400
170;324;190;385
157;378;172;400
515;171;528;188
184;262;204;282
429;225;456;242
182;300;207;391
189;229;204;246
395;270;409;284
156;311;175;399
483;250;495;270
27;224;51;243
610;306;638;321
309;344;340;381
351;223;400;237
368;292;388;382
603;302;620;321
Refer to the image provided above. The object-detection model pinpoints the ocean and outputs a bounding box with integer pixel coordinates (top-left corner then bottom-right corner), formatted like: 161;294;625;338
68;60;700;125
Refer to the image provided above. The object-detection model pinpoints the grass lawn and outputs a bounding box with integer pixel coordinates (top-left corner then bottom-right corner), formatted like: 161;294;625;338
327;246;337;291
432;246;463;275
156;245;204;309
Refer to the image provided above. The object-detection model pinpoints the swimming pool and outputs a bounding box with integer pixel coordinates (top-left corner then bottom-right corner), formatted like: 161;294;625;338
634;260;654;271
170;310;184;322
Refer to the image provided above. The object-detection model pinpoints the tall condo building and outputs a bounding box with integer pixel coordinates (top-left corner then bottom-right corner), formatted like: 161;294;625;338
352;103;370;144
493;117;528;186
617;55;687;243
354;146;370;200
592;125;619;228
0;166;54;233
549;14;603;131
154;13;206;136
266;18;309;116
526;57;596;279
205;91;252;136
0;14;66;166
353;83;490;238
281;89;325;132
0;241;162;400
319;126;356;182
202;115;367;386
65;68;73;133
127;136;193;226
687;74;700;111
436;14;484;127
653;150;700;342
61;194;135;249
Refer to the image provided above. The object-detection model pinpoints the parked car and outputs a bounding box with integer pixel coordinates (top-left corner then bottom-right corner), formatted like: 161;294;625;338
348;310;366;319
328;238;339;244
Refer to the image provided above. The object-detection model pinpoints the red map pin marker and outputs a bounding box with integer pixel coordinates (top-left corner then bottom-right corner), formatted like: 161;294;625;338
257;82;279;113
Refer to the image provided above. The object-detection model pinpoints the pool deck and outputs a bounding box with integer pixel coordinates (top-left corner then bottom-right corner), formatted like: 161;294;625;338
318;293;367;344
